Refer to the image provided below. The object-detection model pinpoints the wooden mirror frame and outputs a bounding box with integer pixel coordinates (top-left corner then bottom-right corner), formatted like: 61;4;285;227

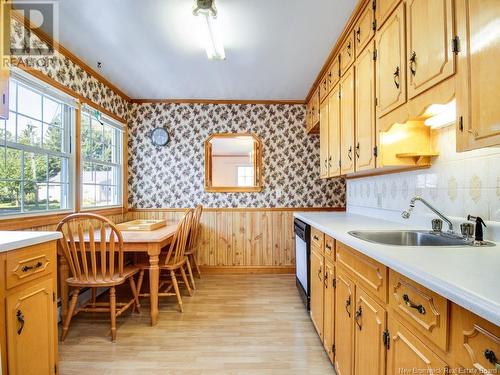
204;133;263;193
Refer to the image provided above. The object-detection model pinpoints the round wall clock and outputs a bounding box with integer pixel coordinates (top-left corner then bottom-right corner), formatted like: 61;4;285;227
151;127;170;146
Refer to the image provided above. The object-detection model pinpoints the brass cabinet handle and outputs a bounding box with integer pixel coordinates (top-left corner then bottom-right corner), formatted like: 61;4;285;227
328;155;332;168
21;261;43;273
355;142;360;158
409;51;417;76
347;41;352;57
317;267;323;282
345;296;352;317
313;235;320;241
403;294;426;315
393;66;400;89
16;310;25;335
356;27;361;43
325;244;332;251
355;306;362;330
324;271;329;288
348;146;353;161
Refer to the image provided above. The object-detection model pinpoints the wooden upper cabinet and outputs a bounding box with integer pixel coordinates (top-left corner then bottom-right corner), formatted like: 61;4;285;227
450;303;500;374
319;72;329;103
6;278;56;375
310;248;324;339
456;0;500;151
340;67;355;175
319;99;329;179
305;101;312;131
328;84;341;178
340;33;355;77
376;0;401;29
328;56;340;90
354;288;386;375
335;270;355;375
355;0;375;57
355;40;376;172
406;0;455;99
387;318;449;375
323;258;335;363
376;2;406;118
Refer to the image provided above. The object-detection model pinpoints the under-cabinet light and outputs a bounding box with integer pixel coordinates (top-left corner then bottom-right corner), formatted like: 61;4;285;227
424;99;456;129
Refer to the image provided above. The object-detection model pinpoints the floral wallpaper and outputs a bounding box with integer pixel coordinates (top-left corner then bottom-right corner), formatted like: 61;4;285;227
128;103;346;208
9;17;128;120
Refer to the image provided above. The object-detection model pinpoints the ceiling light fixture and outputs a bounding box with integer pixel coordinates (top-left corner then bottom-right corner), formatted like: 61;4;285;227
193;0;225;60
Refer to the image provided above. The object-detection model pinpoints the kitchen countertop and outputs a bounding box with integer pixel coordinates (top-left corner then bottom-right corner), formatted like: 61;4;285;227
0;231;62;253
294;211;500;326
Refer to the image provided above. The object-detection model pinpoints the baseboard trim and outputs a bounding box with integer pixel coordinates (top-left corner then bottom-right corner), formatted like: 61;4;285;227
199;266;295;275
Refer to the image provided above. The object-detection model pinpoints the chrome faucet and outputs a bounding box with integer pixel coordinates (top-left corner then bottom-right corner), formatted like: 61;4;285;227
402;196;454;233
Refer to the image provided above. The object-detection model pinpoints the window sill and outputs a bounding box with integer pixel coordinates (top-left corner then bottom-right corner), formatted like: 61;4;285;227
0;207;127;230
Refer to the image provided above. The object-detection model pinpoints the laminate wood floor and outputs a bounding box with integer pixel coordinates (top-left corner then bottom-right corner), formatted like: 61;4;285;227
59;274;335;374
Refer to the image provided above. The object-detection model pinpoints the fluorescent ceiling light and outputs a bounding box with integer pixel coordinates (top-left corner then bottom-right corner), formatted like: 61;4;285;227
193;0;225;60
424;99;456;129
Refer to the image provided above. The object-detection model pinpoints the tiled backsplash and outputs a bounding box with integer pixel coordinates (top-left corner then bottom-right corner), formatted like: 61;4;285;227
347;125;500;229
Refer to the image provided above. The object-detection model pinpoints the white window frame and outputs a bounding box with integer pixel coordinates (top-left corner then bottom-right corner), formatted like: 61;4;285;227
0;71;77;218
237;165;254;187
80;106;123;210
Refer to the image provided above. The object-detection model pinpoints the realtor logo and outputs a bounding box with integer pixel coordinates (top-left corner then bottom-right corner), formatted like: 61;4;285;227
2;1;59;57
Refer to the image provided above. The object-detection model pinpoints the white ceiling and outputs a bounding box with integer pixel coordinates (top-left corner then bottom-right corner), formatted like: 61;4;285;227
40;0;358;100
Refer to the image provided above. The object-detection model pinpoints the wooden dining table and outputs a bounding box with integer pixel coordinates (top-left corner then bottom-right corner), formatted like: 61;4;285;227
58;223;178;326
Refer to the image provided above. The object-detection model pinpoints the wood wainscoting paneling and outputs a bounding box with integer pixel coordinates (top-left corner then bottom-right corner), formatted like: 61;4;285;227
127;208;343;272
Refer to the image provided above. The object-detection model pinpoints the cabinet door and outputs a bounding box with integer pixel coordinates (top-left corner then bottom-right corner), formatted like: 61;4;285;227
376;2;406;118
340;67;355;175
355;40;376;172
310;248;324;339
323;258;335;363
354;288;386;375
456;0;500;151
387;318;449;375
406;0;455;99
340;33;355;77
320;73;329;103
6;278;56;375
319;99;329;179
305;101;312;132
335;270;355;375
355;0;375;57
328;56;340;90
376;0;401;29
328;84;341;177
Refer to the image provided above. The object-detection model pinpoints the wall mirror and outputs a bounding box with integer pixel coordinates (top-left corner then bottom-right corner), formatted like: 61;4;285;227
205;133;262;192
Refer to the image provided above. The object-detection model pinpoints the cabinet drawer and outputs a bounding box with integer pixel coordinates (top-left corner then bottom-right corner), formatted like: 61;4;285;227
450;303;500;374
336;241;387;303
6;242;55;290
327;56;340;90
389;270;449;352
355;0;375;57
324;235;335;261
311;227;324;251
339;33;355;76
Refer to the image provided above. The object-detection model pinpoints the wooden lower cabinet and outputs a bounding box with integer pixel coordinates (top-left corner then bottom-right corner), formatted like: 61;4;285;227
310;246;324;338
335;269;355;375
323;257;335;362
386;318;449;375
309;227;500;375
354;288;386;375
0;241;59;375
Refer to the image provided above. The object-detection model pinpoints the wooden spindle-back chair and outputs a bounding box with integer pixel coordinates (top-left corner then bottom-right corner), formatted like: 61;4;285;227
184;205;203;288
136;209;194;312
57;213;141;342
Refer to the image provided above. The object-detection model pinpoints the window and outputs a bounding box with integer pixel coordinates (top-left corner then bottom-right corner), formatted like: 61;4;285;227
237;166;254;187
80;107;123;208
0;74;75;216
